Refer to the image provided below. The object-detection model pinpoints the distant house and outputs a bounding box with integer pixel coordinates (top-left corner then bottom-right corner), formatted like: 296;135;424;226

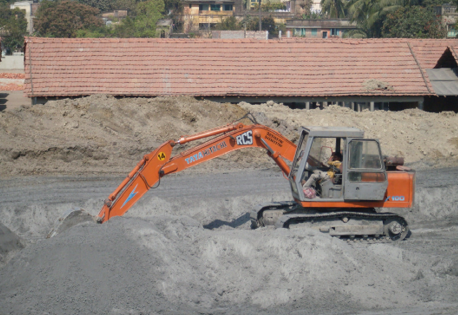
179;0;304;34
101;10;128;19
156;19;173;38
212;30;268;39
435;4;458;38
286;19;358;38
10;0;38;34
182;0;240;33
101;10;128;26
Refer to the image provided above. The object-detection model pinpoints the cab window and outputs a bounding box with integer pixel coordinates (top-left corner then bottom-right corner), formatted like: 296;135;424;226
348;140;385;182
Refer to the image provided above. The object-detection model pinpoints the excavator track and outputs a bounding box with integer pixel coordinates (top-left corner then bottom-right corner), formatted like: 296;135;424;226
251;203;409;242
250;201;296;229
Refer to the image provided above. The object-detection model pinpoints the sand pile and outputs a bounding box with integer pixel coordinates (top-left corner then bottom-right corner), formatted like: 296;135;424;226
239;101;458;169
1;95;458;178
1;203;457;314
1;169;458;314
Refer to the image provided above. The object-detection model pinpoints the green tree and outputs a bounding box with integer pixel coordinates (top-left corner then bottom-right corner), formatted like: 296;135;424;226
252;1;287;11
109;0;164;37
163;0;183;14
131;0;164;37
243;15;280;37
111;0;139;16
346;0;411;37
0;5;28;51
321;0;346;18
382;5;445;38
77;0;112;12
216;16;242;30
34;0;103;37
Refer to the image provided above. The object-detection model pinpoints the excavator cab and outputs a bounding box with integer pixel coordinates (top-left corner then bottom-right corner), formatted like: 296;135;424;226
288;127;388;202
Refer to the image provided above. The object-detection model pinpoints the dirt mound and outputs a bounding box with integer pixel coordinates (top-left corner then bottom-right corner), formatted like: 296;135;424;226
0;95;256;177
1;95;458;178
239;102;458;169
0;95;458;176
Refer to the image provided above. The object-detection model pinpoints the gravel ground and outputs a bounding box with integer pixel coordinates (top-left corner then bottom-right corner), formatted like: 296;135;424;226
0;169;457;315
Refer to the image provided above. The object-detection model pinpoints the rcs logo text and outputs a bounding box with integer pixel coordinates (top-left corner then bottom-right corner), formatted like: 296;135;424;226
236;131;253;146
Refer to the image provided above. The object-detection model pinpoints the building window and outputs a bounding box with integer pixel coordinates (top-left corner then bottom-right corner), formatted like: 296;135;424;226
311;28;317;36
331;28;340;36
223;4;233;10
199;4;209;10
211;4;221;11
301;28;306;36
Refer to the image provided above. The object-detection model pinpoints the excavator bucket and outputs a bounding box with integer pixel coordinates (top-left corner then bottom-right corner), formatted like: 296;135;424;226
47;207;97;238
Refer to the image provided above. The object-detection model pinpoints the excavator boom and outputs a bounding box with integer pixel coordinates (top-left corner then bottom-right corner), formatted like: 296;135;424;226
97;121;297;223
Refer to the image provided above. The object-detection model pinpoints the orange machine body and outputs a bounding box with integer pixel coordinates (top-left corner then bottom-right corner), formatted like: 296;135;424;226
296;171;415;209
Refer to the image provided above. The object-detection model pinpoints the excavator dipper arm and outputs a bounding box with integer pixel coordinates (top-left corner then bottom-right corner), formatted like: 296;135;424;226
97;122;297;223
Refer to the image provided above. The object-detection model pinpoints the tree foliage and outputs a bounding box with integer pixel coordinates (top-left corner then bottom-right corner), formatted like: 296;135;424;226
243;15;283;37
163;0;183;14
216;16;242;30
77;0;165;38
0;4;28;50
77;0;112;12
111;0;139;16
34;0;103;37
251;1;287;11
133;0;164;37
344;0;450;38
382;5;446;38
321;0;346;18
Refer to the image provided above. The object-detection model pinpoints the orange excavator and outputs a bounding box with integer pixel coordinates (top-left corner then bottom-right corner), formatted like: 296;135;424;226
50;114;415;241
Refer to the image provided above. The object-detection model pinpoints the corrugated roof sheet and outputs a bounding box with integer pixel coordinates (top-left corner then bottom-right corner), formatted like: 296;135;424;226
426;68;458;96
24;37;455;98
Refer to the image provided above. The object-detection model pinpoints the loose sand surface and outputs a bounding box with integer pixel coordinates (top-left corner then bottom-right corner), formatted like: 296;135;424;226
0;96;457;314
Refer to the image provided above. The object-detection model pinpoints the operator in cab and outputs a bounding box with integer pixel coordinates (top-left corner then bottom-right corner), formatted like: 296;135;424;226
303;152;342;189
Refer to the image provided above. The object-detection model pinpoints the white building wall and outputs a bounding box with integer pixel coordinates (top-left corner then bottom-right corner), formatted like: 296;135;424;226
10;1;33;34
311;0;321;13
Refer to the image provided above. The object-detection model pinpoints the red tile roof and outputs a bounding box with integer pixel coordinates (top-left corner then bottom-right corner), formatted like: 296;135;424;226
24;37;457;98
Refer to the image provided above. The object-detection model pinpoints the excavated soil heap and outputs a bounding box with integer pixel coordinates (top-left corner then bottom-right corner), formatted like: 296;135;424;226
1;95;458;178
